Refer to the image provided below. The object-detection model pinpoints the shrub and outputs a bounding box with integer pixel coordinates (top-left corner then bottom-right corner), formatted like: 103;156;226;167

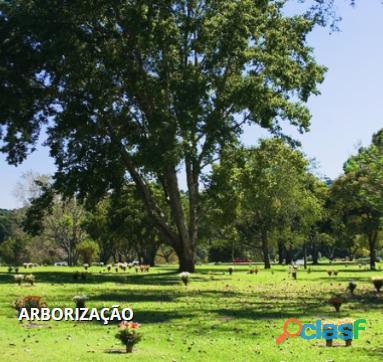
228;267;233;275
73;271;80;280
24;274;35;286
83;263;89;271
107;265;112;272
14;274;24;285
8;266;13;273
180;272;190;286
115;322;141;353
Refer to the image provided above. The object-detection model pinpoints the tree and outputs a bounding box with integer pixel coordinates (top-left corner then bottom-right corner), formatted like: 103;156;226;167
108;185;164;266
13;171;50;207
76;239;100;265
0;1;325;271
207;138;322;268
0;236;28;266
24;191;88;266
0;209;13;244
331;129;383;270
83;199;117;264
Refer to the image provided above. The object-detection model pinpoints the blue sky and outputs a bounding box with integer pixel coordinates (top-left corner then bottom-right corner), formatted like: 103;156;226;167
1;1;383;209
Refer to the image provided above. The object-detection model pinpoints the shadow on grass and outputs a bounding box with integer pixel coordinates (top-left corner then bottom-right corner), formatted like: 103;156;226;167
363;346;383;358
0;270;210;286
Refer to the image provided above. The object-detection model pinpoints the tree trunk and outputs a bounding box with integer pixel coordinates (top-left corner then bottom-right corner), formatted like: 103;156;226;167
277;239;285;265
369;230;377;270
179;252;195;272
285;243;293;265
118;143;197;272
261;231;271;269
303;241;307;270
138;241;159;266
311;242;319;264
67;251;72;266
100;249;111;265
164;165;196;272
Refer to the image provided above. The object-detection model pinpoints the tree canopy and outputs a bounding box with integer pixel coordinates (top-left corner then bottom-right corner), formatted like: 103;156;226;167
206;138;323;268
331;129;383;269
0;0;326;271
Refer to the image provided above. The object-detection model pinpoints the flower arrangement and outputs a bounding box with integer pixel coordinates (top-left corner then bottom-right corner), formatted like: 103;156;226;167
347;281;357;294
248;267;259;275
15;295;47;314
329;296;343;312
180;271;190;286
140;265;150;272
115;321;141;353
289;265;297;280
372;277;383;292
73;295;88;309
14;274;24;285
24;274;35;286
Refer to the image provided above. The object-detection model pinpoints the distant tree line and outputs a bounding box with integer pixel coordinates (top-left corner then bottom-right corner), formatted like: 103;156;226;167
1;130;382;270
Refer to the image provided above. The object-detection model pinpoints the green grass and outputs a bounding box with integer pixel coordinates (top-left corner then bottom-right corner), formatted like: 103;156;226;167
1;264;383;361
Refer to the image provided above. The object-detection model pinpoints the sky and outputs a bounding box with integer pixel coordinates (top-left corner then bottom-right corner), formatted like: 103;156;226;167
1;1;383;210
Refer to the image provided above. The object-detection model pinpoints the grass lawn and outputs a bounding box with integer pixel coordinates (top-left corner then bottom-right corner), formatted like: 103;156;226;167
1;264;383;361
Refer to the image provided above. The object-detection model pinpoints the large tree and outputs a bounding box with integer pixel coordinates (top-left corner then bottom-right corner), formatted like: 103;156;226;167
331;129;383;270
0;1;325;271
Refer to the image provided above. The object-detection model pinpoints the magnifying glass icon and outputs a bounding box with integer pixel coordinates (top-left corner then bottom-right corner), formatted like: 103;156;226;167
276;318;303;344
